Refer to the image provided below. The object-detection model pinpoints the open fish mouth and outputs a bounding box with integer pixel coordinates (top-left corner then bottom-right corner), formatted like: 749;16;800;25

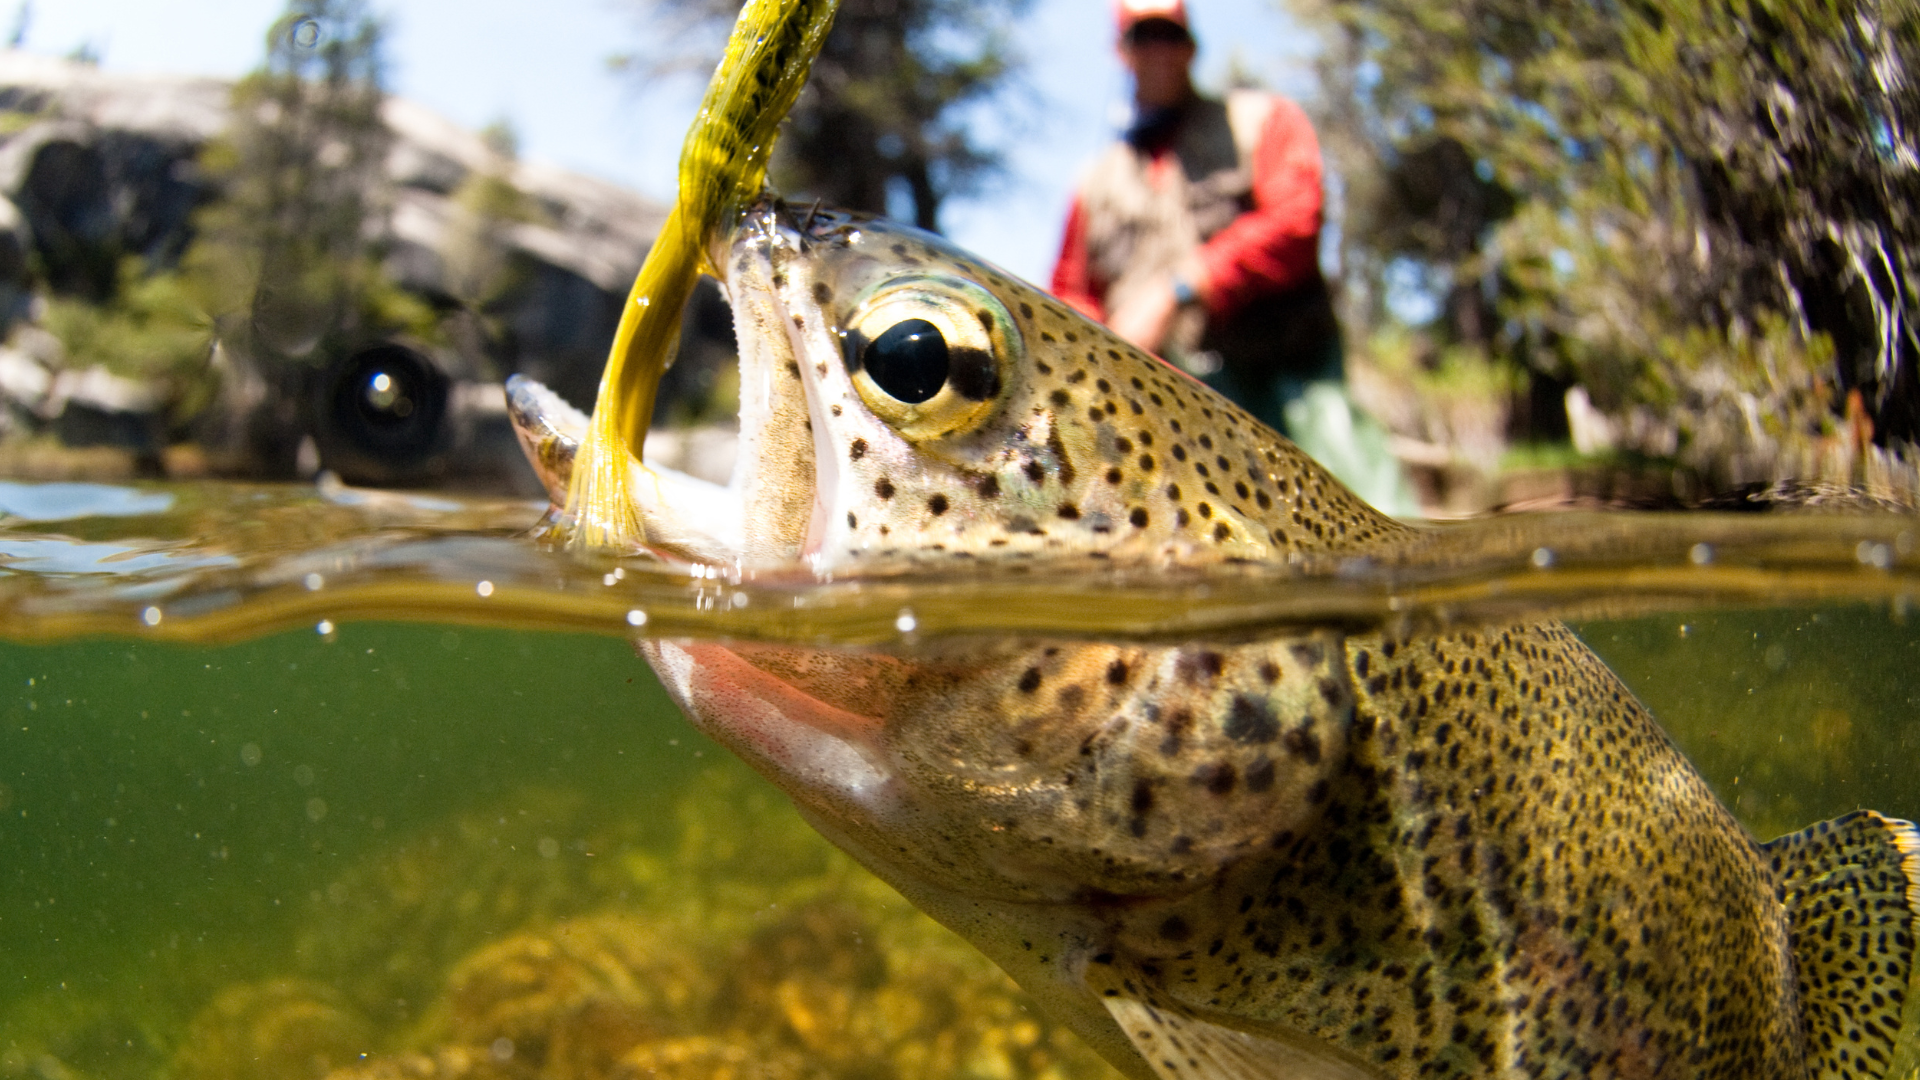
506;199;843;571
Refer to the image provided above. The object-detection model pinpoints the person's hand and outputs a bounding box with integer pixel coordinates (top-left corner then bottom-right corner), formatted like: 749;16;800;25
1107;281;1180;355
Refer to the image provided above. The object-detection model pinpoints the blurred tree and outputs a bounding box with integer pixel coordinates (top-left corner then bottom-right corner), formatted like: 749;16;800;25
178;0;434;473
437;119;543;381
42;259;219;432
184;0;410;360
1293;0;1918;486
614;0;1031;232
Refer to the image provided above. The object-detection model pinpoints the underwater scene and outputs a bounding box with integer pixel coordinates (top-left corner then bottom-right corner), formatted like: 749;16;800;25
0;478;1914;1080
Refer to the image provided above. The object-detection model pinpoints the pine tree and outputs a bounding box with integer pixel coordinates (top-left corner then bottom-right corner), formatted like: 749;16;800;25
616;0;1030;232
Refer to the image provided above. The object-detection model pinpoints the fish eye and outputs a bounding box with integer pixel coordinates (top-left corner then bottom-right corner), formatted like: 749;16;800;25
842;274;1020;440
865;318;948;404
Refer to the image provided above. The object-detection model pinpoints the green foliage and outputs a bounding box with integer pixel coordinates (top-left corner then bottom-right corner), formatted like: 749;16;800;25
40;260;219;426
1295;0;1919;482
440;157;542;310
616;0;1032;231
181;0;413;369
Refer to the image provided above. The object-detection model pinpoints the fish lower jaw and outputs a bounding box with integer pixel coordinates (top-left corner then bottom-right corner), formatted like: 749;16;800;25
621;462;747;566
643;639;898;807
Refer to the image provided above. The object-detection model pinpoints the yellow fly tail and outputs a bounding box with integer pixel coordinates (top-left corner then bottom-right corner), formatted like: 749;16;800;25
562;0;840;551
565;205;698;550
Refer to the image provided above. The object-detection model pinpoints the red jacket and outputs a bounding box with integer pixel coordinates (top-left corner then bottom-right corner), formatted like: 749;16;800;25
1050;94;1325;324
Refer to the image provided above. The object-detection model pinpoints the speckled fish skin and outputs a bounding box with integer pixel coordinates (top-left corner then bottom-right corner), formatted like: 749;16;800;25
513;200;1920;1080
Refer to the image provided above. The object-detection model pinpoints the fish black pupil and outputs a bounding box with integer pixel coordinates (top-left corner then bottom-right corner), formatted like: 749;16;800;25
865;318;949;403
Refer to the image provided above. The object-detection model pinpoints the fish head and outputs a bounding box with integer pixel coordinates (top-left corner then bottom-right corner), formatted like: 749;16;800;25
723;200;1407;572
510;191;1405;900
509;200;1407;1078
511;197;1400;896
504;199;1399;570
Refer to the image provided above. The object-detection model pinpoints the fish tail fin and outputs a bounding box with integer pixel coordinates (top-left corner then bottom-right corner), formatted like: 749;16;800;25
1763;810;1920;1080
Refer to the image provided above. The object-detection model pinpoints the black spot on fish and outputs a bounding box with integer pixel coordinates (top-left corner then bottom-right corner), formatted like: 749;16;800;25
1177;651;1224;685
1129;507;1149;528
1107;659;1130;685
976;474;1000;499
875;478;895;499
1160;709;1193;756
1019;301;1034;320
1023;461;1046;484
1193;762;1237;796
1058;503;1081;520
1246;757;1276;793
949;346;1000;401
812;282;832;305
849;438;867;460
1284;725;1323;765
1050;389;1071;407
1224;694;1280;744
1017;667;1043;693
928;493;949;515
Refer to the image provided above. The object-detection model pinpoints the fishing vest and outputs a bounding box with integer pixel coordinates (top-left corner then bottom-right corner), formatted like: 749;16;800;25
1078;89;1275;355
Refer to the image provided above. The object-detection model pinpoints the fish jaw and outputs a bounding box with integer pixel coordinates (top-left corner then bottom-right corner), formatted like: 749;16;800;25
504;378;748;564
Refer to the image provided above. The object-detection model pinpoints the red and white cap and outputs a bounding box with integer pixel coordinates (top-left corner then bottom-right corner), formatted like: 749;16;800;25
1115;0;1190;37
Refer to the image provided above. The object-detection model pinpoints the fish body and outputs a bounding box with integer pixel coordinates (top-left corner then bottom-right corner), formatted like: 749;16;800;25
508;201;1920;1080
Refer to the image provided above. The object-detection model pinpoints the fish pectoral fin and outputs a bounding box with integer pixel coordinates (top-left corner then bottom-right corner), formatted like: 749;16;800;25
1083;956;1388;1080
1764;810;1920;1080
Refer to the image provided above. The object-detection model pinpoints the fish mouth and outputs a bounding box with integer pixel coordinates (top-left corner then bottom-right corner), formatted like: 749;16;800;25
505;198;849;570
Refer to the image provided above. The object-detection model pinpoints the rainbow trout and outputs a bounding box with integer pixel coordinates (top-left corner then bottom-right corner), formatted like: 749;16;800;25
507;202;1920;1080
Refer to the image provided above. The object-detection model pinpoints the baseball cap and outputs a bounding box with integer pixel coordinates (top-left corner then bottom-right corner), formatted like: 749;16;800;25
1115;0;1191;40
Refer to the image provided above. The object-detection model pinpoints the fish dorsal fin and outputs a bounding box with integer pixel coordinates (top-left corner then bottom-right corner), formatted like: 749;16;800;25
1082;955;1387;1080
1763;810;1920;1080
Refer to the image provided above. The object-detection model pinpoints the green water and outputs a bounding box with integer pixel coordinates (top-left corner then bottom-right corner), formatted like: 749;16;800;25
0;479;1916;1079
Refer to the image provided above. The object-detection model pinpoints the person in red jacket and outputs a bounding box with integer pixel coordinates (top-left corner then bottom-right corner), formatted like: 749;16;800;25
1050;0;1342;435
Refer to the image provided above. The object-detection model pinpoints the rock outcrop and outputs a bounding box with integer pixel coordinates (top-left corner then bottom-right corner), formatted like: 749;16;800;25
0;51;726;490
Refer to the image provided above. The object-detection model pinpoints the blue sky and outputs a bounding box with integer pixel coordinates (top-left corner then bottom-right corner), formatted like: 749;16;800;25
26;0;1318;283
